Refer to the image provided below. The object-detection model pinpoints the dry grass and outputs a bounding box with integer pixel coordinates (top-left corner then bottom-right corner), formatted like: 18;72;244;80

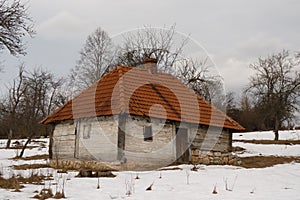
233;139;300;145
13;163;51;170
0;176;24;190
17;173;46;185
33;188;54;199
11;154;49;161
0;173;48;190
235;156;300;168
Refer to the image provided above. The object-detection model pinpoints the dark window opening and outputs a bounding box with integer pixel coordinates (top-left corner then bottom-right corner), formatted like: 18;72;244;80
83;124;91;139
144;126;153;142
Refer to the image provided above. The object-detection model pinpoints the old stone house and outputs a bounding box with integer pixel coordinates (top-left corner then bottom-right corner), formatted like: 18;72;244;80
41;59;244;170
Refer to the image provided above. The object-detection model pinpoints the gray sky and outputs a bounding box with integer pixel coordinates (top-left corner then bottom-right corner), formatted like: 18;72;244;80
1;0;300;97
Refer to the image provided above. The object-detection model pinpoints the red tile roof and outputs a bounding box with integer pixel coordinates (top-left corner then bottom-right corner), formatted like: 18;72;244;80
40;66;244;131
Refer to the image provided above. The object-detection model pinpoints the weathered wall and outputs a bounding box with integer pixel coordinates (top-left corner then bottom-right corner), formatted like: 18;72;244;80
52;116;118;162
124;116;176;165
192;126;232;152
51;114;234;167
77;116;118;162
52;121;76;159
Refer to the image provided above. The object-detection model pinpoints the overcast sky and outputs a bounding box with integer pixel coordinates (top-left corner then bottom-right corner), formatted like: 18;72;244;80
1;0;299;97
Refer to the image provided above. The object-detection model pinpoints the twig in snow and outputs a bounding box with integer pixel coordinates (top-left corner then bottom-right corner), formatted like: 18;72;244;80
186;169;190;185
146;182;154;191
212;184;218;194
97;178;100;189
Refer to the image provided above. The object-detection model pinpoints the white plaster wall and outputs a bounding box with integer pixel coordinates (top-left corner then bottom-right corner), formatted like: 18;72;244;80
124;116;177;164
52;122;76;159
77;116;118;162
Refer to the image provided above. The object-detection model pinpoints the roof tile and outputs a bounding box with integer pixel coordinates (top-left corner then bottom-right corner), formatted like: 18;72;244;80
40;66;244;131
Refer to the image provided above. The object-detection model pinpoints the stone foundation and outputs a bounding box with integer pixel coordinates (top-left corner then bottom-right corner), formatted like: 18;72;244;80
50;159;164;171
191;150;241;165
50;150;241;171
50;159;121;171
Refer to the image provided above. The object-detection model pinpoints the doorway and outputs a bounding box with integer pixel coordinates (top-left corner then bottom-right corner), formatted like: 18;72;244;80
176;127;190;162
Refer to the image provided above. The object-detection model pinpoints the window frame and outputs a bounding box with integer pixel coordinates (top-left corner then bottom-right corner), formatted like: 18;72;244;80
144;125;153;142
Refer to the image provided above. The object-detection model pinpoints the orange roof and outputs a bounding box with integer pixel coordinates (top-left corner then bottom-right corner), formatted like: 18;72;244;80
41;66;244;131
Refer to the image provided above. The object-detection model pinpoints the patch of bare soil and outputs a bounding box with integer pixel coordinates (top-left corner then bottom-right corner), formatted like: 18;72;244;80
159;167;182;171
233;140;300;145
76;170;116;178
235;156;300;168
231;146;246;152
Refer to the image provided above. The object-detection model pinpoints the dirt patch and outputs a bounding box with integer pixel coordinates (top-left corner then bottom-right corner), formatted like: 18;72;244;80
13;163;51;170
11;154;49;161
235;156;300;168
233;140;300;145
159;167;182;171
231;146;246;152
76;170;116;178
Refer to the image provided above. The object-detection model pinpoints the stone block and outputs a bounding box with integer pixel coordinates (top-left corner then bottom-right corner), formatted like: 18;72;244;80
214;152;222;157
203;157;210;164
223;157;229;164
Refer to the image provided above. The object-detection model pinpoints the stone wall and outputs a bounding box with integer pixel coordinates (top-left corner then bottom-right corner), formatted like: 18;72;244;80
191;149;241;165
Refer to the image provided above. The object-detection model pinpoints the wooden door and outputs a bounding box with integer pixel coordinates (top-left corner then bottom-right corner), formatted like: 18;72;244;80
176;128;189;162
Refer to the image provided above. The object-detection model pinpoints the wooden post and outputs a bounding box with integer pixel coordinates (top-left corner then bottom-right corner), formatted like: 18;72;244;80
48;124;55;159
117;112;126;161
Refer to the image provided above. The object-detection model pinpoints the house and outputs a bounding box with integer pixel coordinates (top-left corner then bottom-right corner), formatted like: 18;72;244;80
41;58;244;170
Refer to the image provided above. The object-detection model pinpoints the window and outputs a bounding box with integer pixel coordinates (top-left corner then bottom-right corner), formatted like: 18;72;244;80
83;124;91;139
144;125;153;142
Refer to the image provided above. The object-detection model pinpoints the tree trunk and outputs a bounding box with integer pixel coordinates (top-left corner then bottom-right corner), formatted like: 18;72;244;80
6;129;13;149
49;125;55;159
274;129;279;141
19;132;35;158
274;116;280;141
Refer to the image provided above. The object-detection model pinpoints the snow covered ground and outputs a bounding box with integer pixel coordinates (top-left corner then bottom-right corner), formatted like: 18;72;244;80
233;142;300;157
232;130;300;157
0;132;300;200
233;130;300;140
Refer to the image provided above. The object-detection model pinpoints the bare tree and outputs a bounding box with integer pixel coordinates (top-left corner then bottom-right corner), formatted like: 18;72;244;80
19;68;63;157
176;58;223;103
1;65;26;147
117;25;223;102
70;25;222;103
0;0;34;56
0;66;64;156
245;50;300;140
117;25;188;73
70;27;115;91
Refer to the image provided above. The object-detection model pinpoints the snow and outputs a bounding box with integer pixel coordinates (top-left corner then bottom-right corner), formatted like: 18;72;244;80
233;142;300;157
0;132;300;199
233;130;300;140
